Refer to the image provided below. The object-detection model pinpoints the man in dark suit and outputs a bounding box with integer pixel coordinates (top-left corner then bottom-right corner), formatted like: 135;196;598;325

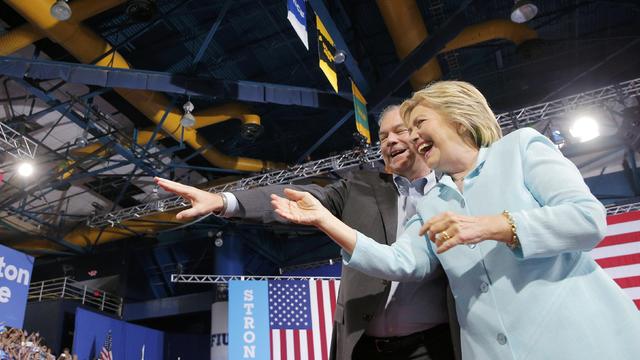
155;106;457;360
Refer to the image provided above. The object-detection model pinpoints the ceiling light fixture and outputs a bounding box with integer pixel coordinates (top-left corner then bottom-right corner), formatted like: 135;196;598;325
569;116;600;143
180;100;196;128
334;49;346;64
50;0;72;21
17;162;34;177
510;0;538;23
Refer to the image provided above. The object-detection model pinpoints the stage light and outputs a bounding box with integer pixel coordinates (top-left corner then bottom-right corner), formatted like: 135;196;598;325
180;100;196;128
569;116;600;142
17;162;34;177
74;130;89;148
214;231;224;247
334;49;346;64
511;0;538;23
50;0;72;21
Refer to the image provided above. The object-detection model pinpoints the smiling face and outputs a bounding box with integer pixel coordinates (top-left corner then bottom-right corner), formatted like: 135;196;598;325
409;104;476;173
378;107;430;180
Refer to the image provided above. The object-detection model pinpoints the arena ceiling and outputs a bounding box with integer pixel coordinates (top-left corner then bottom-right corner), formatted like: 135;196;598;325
0;0;639;293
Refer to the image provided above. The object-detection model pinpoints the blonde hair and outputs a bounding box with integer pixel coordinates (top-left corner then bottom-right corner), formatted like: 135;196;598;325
399;81;502;147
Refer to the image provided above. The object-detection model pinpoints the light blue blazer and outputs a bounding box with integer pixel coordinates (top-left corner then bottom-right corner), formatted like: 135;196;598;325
344;128;640;360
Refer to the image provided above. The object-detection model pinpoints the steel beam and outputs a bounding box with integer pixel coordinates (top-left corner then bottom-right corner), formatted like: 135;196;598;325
0;57;354;110
11;77;160;176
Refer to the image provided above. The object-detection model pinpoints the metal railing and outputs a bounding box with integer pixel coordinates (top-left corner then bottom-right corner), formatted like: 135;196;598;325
28;277;123;317
171;274;340;283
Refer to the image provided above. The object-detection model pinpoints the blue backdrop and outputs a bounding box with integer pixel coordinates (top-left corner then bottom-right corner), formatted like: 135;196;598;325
73;308;163;360
0;244;34;328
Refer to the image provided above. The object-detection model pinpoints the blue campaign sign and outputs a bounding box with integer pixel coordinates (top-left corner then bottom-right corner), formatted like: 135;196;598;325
228;280;269;360
0;244;34;328
287;0;309;49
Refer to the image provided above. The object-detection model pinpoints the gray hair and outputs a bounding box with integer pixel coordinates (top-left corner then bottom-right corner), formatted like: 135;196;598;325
376;104;401;126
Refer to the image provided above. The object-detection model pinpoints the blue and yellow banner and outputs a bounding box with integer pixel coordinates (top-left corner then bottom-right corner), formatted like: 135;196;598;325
316;15;338;92
352;81;371;144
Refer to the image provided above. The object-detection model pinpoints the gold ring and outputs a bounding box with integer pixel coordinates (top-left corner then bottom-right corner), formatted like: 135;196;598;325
441;231;451;241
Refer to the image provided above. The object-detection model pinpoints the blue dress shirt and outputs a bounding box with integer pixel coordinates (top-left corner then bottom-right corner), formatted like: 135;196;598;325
344;128;640;359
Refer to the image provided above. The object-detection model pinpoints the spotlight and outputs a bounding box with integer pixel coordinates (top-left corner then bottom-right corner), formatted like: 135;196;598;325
214;237;224;247
50;0;72;21
180;101;196;128
510;0;538;23
569;116;600;143
214;231;224;247
17;162;34;177
334;49;346;64
74;130;89;147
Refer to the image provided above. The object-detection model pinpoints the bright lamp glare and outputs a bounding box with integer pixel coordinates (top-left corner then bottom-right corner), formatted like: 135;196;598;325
17;162;34;177
569;116;600;142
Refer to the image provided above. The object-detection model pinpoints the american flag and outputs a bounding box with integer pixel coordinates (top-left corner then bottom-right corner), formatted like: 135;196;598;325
99;330;113;360
589;211;640;308
268;279;340;360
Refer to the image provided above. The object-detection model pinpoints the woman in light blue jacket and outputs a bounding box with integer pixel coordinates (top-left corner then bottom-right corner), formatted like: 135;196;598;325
271;81;640;360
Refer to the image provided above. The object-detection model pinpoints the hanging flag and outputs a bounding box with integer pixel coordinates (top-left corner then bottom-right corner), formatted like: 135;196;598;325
590;210;640;309
100;330;113;360
316;15;338;92
229;279;340;360
287;0;309;49
351;80;371;144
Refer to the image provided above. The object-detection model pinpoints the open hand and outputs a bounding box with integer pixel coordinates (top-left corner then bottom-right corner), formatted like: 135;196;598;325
270;188;330;226
154;177;224;220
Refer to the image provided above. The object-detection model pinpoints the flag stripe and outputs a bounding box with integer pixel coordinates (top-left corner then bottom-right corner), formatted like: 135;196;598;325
597;231;640;247
328;279;337;324
293;330;301;360
607;212;640;225
321;280;333;355
595;253;640;268
315;279;328;360
602;263;640;279
306;326;315;360
614;275;640;289
309;280;323;360
624;286;640;299
606;220;640;236
299;330;309;360
590;241;640;258
281;330;288;360
271;330;276;360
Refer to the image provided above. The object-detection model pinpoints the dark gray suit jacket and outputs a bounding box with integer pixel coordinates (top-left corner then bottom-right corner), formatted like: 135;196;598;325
232;170;459;360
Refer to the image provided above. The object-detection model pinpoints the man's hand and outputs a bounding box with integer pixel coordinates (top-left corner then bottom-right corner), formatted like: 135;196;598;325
270;188;331;227
154;177;224;220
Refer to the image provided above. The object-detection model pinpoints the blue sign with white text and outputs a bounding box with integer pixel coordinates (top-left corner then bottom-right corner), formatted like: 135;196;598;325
228;280;269;360
0;244;34;328
287;0;309;49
